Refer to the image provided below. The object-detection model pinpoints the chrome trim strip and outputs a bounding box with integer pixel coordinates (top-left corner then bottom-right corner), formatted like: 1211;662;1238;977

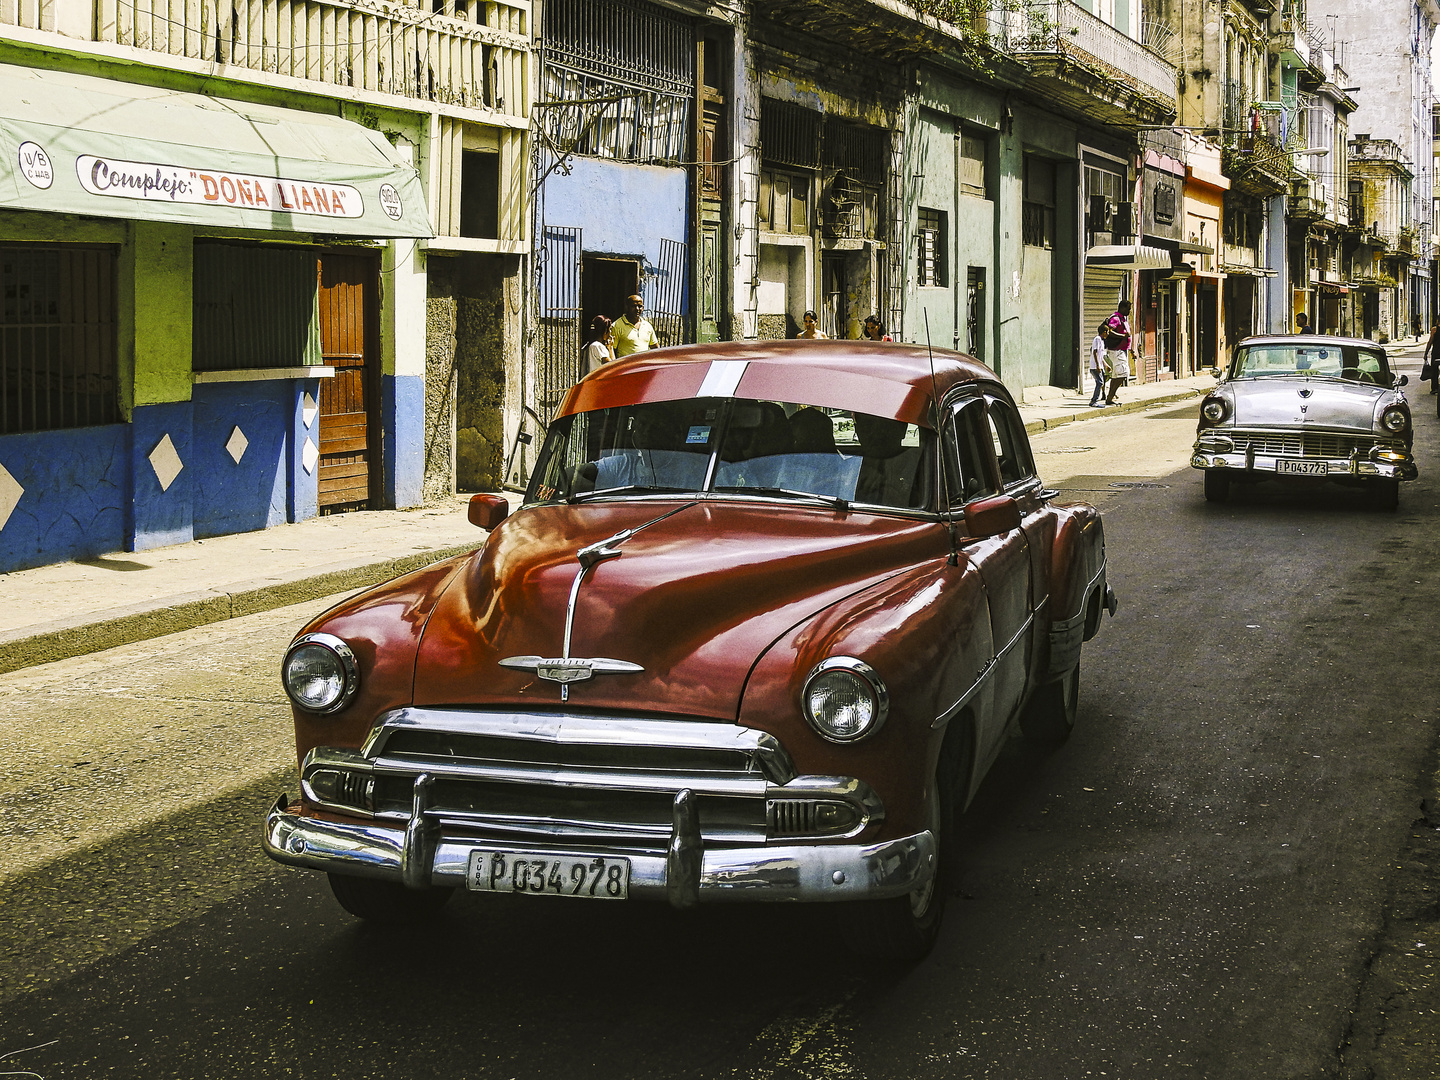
359;708;798;784
930;611;1035;730
264;796;934;903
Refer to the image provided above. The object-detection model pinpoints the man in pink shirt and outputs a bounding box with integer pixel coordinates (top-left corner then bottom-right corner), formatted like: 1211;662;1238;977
1103;300;1135;406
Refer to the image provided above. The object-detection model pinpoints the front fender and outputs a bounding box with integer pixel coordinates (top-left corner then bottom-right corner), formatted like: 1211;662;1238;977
737;556;994;842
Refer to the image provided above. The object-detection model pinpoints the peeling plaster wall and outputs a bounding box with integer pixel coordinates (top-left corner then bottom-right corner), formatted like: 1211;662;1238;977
424;254;519;496
424;262;459;502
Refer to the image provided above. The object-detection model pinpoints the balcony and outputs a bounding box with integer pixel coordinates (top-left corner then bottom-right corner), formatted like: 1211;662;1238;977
988;0;1178;127
1288;194;1323;221
1397;225;1417;255
3;0;530;121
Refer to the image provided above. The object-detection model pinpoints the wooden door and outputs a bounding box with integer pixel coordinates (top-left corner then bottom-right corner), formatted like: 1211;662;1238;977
317;253;378;510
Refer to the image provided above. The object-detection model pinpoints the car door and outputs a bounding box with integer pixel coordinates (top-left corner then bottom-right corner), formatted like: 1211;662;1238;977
983;393;1051;690
947;396;1033;750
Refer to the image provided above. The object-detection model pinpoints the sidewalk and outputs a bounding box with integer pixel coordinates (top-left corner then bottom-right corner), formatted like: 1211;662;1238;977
0;372;1214;675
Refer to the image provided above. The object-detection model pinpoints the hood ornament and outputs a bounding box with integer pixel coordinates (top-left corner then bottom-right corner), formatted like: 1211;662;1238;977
1299;388;1313;398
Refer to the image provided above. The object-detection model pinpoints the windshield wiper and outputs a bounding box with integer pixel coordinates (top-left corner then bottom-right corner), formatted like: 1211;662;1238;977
568;485;698;503
713;485;850;511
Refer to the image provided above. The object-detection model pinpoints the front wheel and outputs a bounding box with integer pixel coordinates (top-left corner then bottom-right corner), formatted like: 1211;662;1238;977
837;726;971;961
1202;470;1230;503
1020;663;1080;744
327;873;454;924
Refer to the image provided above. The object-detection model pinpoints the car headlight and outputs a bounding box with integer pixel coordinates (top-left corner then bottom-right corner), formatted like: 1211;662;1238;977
283;633;359;714
1380;406;1409;433
802;657;889;743
1200;397;1228;424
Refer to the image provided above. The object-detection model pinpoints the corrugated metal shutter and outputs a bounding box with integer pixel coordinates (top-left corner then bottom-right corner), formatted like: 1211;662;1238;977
1084;267;1125;346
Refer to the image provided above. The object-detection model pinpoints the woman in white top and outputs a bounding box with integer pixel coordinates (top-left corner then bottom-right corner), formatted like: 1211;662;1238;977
583;315;615;376
1088;322;1108;407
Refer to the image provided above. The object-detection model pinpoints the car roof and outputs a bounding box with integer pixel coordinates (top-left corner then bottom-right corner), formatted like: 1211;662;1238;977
558;340;1003;428
1235;334;1385;351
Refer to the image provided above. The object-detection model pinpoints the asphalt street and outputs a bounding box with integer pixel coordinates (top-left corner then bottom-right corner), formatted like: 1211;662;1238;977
2;360;1438;1079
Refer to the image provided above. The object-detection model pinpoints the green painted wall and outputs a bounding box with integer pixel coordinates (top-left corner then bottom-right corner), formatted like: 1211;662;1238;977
128;221;193;407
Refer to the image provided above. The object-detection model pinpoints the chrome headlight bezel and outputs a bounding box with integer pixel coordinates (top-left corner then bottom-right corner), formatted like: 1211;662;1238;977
282;632;360;714
801;657;889;744
1380;405;1409;434
1200;396;1228;424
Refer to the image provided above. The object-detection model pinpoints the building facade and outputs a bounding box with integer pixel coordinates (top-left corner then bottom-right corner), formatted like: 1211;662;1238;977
0;0;530;573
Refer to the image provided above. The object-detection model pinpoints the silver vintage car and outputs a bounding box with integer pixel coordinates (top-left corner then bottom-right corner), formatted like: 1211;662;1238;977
1191;335;1417;510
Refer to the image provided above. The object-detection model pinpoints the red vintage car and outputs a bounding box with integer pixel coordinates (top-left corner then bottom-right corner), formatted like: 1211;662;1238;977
264;340;1115;959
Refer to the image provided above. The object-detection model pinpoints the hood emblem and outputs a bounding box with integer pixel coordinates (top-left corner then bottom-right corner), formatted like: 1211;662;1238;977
1299;388;1313;399
499;655;645;687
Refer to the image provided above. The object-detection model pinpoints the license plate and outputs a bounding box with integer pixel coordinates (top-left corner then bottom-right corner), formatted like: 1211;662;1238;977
466;850;630;899
1276;458;1328;476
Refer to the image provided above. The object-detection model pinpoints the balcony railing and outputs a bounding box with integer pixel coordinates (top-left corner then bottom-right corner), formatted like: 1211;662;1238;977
988;0;1177;108
4;0;530;118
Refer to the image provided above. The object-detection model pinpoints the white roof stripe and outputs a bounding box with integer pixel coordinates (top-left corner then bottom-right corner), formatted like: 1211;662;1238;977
696;359;748;398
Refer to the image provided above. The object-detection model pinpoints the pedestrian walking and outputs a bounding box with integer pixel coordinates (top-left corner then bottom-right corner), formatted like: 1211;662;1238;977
862;315;892;342
1088;322;1109;407
797;309;827;339
1422;321;1440;396
1102;300;1134;406
583;315;614;376
1295;311;1316;334
613;294;660;357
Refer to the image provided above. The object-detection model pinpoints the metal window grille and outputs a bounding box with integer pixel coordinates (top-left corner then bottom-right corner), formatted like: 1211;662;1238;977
536;226;582;425
917;208;945;287
1;245;119;436
539;0;694;166
760;99;822;171
193;243;321;371
651;238;688;347
823;117;888;187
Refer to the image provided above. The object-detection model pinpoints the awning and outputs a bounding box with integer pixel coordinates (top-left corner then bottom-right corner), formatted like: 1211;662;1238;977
0;65;432;238
1085;244;1173;271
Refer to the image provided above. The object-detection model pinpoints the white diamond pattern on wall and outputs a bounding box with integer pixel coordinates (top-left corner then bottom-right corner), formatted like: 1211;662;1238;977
302;393;318;429
0;462;23;531
148;434;184;492
226;425;249;464
302;437;319;475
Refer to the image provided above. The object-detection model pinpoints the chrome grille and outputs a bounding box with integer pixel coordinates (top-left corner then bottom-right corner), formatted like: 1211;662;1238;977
1232;430;1383;458
356;708;804;853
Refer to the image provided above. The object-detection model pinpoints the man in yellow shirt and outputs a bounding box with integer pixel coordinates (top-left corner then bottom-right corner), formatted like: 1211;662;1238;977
612;294;660;357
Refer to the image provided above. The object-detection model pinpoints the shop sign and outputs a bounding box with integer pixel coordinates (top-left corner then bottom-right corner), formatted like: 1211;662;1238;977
76;154;366;219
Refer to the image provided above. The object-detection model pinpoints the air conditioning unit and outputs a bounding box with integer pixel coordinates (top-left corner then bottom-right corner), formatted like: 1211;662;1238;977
1112;201;1135;237
1088;195;1113;232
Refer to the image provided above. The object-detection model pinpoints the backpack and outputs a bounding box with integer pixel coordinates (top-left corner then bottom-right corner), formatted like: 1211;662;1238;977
1104;317;1126;351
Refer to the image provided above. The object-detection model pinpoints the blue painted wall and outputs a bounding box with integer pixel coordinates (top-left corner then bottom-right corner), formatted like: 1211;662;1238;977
129;401;194;552
542;158;688;305
290;379;321;523
192;382;291;539
0;425;128;573
384;374;425;508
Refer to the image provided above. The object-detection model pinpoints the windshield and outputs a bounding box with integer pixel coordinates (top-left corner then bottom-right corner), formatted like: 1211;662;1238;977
1230;342;1393;385
525;397;935;511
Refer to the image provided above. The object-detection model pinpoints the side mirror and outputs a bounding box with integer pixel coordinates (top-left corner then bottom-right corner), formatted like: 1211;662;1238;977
1397;374;1409;387
963;494;1022;539
468;493;510;531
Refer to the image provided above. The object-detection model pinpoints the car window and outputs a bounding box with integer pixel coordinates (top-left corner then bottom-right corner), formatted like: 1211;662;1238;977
985;398;1036;489
945;400;998;505
526;398;934;510
1232;343;1393;384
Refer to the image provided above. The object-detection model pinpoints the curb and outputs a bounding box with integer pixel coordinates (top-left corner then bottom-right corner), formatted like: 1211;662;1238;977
1023;386;1206;435
0;541;481;676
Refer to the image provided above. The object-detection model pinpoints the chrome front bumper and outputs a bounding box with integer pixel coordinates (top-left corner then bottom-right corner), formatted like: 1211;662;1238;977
264;795;936;906
1190;446;1418;481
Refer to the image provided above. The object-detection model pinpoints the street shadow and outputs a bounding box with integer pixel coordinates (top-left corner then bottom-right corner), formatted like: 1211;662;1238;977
76;554;152;572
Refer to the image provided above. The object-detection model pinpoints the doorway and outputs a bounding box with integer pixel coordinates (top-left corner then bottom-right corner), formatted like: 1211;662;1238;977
822;253;847;339
582;255;641;339
317;252;379;511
